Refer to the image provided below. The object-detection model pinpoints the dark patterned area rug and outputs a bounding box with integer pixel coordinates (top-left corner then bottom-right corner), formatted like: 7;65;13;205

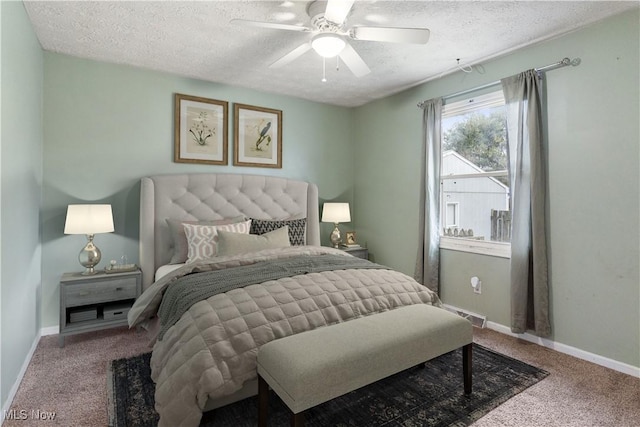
107;343;548;427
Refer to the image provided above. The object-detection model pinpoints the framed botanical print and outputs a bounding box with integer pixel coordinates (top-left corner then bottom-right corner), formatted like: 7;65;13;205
233;103;282;168
174;93;228;165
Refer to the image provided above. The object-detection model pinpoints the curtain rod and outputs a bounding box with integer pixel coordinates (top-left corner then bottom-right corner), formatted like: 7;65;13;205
417;57;581;108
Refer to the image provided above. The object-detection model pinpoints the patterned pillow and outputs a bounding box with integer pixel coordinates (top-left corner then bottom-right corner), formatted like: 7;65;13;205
250;218;306;246
166;216;245;264
183;220;251;263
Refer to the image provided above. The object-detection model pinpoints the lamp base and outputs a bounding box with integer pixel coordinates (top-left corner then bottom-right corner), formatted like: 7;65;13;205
330;223;341;248
79;235;101;275
81;267;98;276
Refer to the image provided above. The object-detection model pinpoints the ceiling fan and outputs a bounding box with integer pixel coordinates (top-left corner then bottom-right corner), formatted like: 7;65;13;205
231;0;430;78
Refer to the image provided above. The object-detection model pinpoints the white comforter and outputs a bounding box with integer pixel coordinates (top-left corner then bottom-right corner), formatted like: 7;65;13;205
128;246;440;427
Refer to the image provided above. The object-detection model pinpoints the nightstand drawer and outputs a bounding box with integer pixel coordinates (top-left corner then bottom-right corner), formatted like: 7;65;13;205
341;247;369;259
65;277;138;307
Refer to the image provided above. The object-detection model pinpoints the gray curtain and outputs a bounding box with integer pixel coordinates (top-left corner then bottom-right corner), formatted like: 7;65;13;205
501;70;551;337
415;98;443;293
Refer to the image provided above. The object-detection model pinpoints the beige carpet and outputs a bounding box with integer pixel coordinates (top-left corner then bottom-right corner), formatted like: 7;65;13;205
4;326;639;426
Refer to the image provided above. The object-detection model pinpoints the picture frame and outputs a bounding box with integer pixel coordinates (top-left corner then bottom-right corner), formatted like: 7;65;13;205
174;93;228;165
345;231;357;246
233;103;282;168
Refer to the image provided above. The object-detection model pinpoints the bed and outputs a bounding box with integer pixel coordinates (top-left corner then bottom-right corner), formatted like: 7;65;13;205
128;173;440;427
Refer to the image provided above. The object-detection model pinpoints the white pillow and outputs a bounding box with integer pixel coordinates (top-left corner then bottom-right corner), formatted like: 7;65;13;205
217;226;291;257
183;220;251;263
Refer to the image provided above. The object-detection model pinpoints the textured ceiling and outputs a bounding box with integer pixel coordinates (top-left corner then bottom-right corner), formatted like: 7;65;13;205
24;1;638;107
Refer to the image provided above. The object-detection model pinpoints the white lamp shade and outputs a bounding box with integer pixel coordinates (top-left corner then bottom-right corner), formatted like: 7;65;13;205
64;204;114;235
321;202;351;223
311;33;346;58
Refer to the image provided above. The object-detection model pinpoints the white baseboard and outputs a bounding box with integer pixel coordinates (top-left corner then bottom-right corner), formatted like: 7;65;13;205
486;321;640;378
1;330;42;425
40;325;59;336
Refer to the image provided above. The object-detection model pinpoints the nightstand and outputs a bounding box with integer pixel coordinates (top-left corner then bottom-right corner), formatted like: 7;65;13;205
340;246;369;260
59;269;142;347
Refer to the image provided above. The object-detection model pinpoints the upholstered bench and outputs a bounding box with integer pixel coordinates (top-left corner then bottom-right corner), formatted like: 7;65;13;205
256;304;473;427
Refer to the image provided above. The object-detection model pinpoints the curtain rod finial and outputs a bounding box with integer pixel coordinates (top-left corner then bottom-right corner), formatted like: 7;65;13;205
563;57;581;67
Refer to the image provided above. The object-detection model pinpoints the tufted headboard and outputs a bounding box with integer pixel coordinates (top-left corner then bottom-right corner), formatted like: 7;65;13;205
139;173;320;288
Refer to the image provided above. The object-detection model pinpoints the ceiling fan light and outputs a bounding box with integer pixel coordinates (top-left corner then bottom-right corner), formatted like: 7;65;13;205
311;34;346;58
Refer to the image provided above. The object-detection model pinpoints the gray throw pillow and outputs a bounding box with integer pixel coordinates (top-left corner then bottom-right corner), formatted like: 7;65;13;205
217;226;291;257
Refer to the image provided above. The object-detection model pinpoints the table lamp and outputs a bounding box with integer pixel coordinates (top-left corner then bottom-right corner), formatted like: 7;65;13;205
64;204;114;275
321;202;351;248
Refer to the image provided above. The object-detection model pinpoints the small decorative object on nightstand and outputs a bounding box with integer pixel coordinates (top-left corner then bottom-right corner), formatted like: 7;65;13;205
321;202;351;248
344;231;358;247
105;258;139;273
58;268;141;347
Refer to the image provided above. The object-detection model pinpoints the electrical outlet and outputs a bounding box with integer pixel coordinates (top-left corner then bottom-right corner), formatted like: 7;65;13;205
471;277;482;294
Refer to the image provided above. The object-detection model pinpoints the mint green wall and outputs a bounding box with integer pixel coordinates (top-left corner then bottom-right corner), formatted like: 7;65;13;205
41;53;354;329
354;11;639;368
0;1;43;407
440;252;511;326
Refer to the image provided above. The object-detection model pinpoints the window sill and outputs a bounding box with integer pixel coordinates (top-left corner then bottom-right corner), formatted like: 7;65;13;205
439;236;511;258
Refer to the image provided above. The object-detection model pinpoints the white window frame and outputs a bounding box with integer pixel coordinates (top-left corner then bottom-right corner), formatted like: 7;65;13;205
440;90;511;259
440;236;511;258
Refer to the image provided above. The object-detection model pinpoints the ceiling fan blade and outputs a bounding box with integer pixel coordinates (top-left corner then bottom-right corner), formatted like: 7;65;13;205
231;19;310;32
270;43;312;69
351;26;430;44
324;0;355;25
338;42;370;77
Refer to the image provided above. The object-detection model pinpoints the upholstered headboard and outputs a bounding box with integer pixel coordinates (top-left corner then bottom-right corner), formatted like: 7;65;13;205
139;173;320;288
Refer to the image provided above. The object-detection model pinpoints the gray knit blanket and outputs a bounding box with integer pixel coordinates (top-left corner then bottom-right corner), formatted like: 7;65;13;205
157;254;388;340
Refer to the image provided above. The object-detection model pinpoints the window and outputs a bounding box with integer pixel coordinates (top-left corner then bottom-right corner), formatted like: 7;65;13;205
445;202;459;228
439;90;511;258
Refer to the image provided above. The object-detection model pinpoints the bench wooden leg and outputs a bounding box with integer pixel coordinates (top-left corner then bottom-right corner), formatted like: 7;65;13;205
463;343;472;395
291;411;304;427
258;375;269;427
